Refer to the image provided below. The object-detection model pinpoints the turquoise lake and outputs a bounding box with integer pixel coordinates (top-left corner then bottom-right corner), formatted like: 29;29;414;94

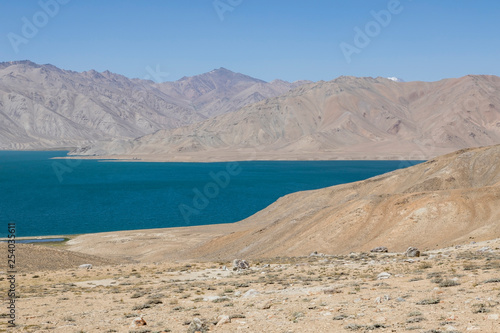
0;151;422;238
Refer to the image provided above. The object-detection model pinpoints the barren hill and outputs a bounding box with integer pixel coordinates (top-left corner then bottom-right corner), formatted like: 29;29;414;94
66;145;500;262
74;75;500;160
0;61;307;149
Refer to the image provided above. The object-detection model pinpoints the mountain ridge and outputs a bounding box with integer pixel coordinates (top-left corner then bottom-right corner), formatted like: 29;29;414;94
74;74;500;161
0;61;310;150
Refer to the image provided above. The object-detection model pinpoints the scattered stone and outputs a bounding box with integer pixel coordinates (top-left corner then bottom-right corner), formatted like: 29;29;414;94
377;272;391;280
374;295;390;303
487;313;499;320
187;318;209;333
242;289;260;298
232;259;250;270
370;247;388;253
477;246;492;253
79;264;92;270
130;316;147;328
405;247;421;257
259;300;273;310
216;315;231;326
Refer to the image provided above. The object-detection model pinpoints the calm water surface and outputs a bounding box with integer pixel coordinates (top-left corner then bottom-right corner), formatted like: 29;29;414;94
0;151;422;237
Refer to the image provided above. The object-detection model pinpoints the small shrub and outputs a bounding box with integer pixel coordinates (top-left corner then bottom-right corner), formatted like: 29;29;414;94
344;323;365;330
406;317;425;323
408;311;422;317
130;292;145;299
416;298;440;305
132;304;151;311
419;262;433;269
472;303;490;314
439;279;460;287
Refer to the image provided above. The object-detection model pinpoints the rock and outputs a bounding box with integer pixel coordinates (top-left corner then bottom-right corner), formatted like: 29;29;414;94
405;247;420;257
370;246;388;253
477;246;492;253
79;264;92;270
187;318;209;333
487;313;499;320
377;272;391;280
203;295;229;302
232;259;250;270
396;297;406;302
130;316;147;328
259;300;273;309
216;315;231;326
243;289;260;298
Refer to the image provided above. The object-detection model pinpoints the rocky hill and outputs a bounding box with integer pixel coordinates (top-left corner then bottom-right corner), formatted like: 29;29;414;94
74;75;500;160
0;61;307;149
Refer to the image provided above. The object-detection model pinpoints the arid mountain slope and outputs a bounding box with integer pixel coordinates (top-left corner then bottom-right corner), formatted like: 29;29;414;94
75;75;500;160
190;144;500;260
67;145;500;262
0;61;307;149
157;68;310;118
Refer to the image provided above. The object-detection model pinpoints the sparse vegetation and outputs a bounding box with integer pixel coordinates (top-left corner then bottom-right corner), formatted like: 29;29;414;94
5;239;500;332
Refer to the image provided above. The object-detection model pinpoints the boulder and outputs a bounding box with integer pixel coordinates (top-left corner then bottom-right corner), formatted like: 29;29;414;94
216;315;231;326
370;246;388;253
232;259;250;270
377;272;391;280
187;318;209;333
130;316;147;328
405;247;421;257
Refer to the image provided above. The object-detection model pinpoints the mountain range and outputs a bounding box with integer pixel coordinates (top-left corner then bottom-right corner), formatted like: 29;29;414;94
74;74;500;160
0;61;308;150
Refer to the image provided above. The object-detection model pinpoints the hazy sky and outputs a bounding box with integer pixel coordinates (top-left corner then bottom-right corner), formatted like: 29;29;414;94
1;0;499;82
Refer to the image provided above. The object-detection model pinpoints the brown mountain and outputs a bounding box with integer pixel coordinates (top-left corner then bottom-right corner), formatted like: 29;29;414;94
74;75;500;160
0;61;308;149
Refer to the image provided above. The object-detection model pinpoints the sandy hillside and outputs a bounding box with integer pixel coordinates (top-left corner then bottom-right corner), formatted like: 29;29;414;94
66;144;500;263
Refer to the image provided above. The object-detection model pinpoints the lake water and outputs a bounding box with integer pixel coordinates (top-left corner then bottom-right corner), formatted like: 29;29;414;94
0;151;422;237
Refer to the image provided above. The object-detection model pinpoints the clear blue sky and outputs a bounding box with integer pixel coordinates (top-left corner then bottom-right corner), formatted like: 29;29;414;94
0;0;499;83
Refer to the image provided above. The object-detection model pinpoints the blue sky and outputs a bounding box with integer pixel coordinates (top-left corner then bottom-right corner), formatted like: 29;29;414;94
0;0;499;83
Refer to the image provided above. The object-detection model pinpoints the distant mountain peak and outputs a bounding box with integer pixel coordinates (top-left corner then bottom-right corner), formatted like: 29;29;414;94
387;76;405;82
